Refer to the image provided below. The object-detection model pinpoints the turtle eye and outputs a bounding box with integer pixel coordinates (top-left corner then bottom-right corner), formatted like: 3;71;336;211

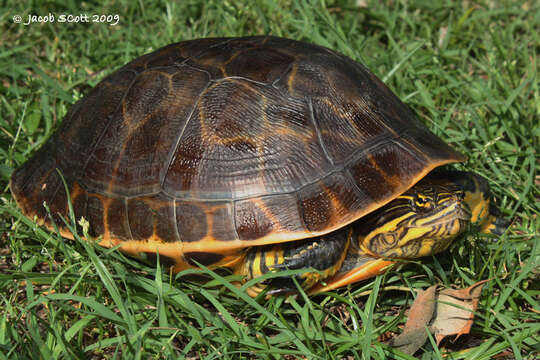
412;194;433;211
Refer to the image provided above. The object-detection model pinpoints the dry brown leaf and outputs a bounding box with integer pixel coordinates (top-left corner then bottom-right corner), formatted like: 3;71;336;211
431;280;488;345
387;281;488;355
386;286;437;355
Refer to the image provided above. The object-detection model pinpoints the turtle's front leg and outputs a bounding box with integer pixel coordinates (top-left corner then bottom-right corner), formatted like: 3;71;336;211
234;227;351;295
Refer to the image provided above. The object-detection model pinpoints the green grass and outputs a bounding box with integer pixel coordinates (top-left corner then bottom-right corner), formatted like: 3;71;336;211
1;0;538;358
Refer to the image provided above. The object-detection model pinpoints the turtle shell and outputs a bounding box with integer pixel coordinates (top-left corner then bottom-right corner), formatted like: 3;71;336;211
10;36;464;270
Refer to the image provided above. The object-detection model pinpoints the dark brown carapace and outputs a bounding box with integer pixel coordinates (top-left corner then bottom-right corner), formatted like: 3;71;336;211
10;36;468;292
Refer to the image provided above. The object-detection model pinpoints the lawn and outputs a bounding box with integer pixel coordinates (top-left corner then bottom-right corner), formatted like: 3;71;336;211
0;0;538;358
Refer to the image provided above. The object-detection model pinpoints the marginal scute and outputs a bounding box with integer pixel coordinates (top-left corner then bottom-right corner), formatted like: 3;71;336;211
298;183;334;232
371;140;424;181
46;175;70;225
175;201;208;242
403;130;465;163
148;193;180;243
107;198;130;239
10;142;58;219
87;195;105;237
127;198;154;240
237;193;306;237
207;202;236;241
235;199;273;240
71;185;88;226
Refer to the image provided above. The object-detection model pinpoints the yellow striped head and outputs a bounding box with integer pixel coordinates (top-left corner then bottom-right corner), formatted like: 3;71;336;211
355;171;506;259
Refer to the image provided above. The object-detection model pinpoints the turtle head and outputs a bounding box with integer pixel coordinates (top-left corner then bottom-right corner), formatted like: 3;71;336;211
437;171;510;236
355;171;508;259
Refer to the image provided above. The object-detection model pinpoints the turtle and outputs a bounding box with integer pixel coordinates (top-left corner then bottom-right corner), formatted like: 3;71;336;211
10;36;507;295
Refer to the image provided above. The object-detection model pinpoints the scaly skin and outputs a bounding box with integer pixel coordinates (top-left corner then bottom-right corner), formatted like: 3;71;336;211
238;171;507;295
